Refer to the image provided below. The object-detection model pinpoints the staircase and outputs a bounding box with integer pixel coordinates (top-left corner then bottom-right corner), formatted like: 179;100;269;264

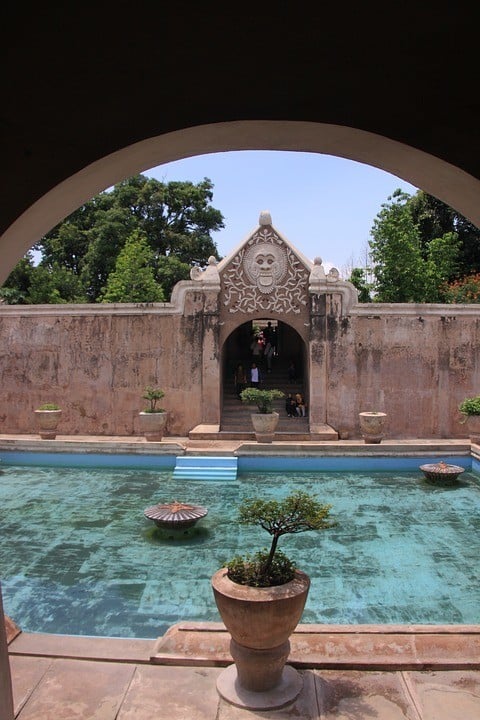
220;357;311;439
173;456;238;480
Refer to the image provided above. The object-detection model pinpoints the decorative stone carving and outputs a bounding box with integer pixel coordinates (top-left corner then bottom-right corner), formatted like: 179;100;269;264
222;227;309;314
308;257;358;316
190;256;220;285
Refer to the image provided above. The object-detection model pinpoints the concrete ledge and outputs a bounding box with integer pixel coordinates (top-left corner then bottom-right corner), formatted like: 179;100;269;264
150;622;480;670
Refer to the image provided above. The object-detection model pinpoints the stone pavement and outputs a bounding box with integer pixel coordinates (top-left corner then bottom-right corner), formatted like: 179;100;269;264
6;624;480;719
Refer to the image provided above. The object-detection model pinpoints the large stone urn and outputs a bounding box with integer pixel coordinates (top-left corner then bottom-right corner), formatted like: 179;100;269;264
463;415;480;443
359;411;387;444
138;411;167;441
250;411;279;443
35;408;62;439
211;567;310;710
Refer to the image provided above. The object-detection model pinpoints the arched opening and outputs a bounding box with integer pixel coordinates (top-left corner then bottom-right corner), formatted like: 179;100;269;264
221;319;308;436
2;121;480;284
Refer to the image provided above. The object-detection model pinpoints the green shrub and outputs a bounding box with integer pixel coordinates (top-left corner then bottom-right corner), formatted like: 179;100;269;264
37;403;60;411
240;387;284;413
459;395;480;416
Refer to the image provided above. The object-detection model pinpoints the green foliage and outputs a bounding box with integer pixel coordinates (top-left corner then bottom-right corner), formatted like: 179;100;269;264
100;231;165;303
142;386;165;413
4;174;224;304
240;387;284;413
37;403;60;410
349;267;372;302
225;490;335;587
459;396;480;416
226;550;296;587
368;189;473;303
443;273;480;303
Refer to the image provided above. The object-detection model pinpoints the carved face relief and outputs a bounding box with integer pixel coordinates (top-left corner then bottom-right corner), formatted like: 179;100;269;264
244;242;287;294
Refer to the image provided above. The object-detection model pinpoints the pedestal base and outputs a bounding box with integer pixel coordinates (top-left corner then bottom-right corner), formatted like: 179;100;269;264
216;664;303;710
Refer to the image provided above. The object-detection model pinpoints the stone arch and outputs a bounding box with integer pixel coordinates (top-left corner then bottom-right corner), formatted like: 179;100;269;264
2;120;480;284
220;318;309;433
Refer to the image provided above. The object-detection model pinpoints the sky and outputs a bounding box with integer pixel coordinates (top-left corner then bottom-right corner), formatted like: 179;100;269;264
147;150;419;277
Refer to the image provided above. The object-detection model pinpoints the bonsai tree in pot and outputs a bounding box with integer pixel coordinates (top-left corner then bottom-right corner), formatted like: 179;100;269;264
459;395;480;442
139;386;167;441
35;403;62;439
240;387;284;442
211;490;335;710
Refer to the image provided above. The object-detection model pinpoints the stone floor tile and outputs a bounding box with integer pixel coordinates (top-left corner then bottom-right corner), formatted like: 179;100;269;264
16;658;135;720
117;665;221;720
217;668;319;719
314;670;419;719
10;655;52;717
405;670;480;720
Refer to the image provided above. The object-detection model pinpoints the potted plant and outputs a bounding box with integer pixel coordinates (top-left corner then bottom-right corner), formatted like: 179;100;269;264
138;386;167;441
459;395;480;442
240;387;285;442
211;490;335;709
35;403;62;439
358;410;387;444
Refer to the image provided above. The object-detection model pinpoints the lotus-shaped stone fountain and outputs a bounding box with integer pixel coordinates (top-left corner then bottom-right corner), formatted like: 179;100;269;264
144;500;208;530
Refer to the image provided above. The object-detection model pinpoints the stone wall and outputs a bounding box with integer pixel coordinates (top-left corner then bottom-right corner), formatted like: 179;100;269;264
324;304;480;439
0;300;479;439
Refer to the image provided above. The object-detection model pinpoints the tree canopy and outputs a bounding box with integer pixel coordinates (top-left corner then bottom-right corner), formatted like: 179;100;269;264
352;189;479;303
1;174;224;304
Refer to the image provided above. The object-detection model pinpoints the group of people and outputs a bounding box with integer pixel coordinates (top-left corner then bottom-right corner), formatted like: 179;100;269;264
250;322;277;373
285;392;307;417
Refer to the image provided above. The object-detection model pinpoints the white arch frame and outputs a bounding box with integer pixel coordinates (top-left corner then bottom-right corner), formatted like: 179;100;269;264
2;121;480;284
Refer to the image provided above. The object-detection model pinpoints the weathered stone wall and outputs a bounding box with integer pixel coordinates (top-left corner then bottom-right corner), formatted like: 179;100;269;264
0;289;215;437
323;305;480;439
0;300;479;439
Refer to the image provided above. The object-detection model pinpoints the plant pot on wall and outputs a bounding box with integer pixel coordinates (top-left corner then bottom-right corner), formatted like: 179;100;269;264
463;415;480;443
250;411;279;443
35;405;62;439
359;411;387;444
458;396;480;443
139;411;167;441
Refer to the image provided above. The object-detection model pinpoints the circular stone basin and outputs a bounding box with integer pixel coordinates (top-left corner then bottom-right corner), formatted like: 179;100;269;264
419;461;465;484
144;500;208;530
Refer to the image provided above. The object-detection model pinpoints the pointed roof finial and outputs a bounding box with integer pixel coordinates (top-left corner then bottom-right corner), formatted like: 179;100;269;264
259;210;272;225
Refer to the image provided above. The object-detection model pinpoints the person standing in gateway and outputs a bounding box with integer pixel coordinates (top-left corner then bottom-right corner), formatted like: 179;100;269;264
250;362;260;388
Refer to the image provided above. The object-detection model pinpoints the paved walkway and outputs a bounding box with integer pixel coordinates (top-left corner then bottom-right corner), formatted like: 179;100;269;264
6;624;480;719
2;434;480;718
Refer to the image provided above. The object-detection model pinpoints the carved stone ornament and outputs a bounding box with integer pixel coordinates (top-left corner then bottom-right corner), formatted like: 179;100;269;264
222;227;309;314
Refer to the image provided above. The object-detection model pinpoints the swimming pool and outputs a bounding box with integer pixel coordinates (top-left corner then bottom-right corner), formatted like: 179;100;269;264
0;457;479;638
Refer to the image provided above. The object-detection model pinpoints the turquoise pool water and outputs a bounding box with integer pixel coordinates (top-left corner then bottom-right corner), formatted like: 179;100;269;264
0;461;479;638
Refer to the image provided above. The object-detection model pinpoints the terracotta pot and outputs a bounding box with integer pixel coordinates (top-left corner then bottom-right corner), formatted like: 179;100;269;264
138;411;167;441
250;411;279;443
211;567;309;708
34;409;62;439
359;411;387;444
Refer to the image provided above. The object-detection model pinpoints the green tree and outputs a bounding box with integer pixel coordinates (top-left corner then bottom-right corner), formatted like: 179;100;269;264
369;190;460;302
4;174;224;303
0;253;35;303
100;230;165;303
348;267;372;302
409;191;480;276
369;190;426;302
